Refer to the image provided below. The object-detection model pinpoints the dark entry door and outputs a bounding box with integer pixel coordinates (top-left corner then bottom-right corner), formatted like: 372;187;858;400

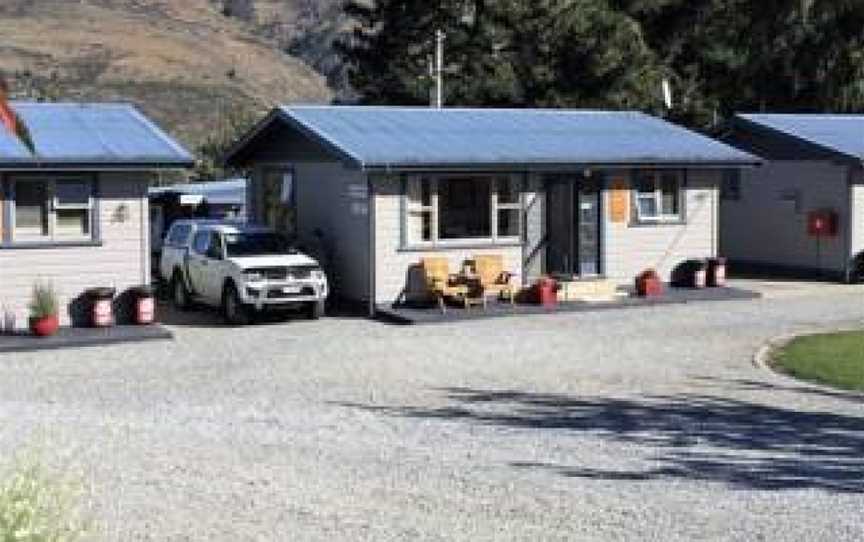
545;176;601;277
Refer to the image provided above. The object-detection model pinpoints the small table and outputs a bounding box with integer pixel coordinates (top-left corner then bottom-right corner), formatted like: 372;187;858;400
460;276;487;309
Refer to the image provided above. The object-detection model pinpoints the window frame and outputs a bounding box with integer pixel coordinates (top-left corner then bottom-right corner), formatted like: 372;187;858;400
0;174;100;248
401;173;524;249
631;169;686;224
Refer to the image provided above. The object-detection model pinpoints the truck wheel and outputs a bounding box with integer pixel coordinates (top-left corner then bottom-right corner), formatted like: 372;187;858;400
171;272;191;311
222;283;251;326
305;300;325;320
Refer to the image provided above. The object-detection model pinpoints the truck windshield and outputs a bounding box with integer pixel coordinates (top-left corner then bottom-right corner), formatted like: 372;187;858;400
224;232;294;257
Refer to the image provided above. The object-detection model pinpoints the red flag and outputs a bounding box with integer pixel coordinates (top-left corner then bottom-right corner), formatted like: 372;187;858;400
0;93;36;154
0;98;17;136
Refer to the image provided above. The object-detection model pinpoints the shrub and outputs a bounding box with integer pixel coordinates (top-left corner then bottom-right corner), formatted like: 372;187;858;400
27;282;58;320
0;461;89;541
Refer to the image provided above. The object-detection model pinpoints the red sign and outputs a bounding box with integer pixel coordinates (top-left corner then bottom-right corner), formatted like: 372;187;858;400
807;211;838;237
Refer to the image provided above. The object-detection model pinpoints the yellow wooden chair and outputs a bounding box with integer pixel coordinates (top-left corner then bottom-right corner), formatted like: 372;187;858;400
472;254;517;304
421;257;475;312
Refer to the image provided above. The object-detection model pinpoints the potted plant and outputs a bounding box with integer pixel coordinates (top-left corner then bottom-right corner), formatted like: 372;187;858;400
28;281;60;337
635;268;663;297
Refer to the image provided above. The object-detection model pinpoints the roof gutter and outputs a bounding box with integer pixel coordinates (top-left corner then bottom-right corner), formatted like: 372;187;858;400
361;160;762;173
0;161;194;171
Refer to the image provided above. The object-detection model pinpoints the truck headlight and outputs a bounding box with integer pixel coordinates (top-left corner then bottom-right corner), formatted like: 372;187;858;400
311;268;326;281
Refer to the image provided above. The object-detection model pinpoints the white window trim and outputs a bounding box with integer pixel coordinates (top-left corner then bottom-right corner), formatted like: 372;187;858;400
10;177;96;244
633;170;685;224
402;174;524;248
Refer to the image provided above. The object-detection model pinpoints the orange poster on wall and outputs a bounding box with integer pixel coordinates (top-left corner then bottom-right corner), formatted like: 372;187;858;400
608;178;629;223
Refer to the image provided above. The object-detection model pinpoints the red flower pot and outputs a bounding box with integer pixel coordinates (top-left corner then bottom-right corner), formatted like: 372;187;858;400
29;315;59;337
635;271;664;297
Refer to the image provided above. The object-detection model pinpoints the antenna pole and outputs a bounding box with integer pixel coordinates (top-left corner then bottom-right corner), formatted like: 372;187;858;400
435;29;445;109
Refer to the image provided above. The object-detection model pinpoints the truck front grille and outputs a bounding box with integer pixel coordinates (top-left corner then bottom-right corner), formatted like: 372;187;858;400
287;265;319;280
249;267;289;281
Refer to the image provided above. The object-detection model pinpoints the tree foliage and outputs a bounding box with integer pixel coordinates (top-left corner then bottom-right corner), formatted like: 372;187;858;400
340;0;864;129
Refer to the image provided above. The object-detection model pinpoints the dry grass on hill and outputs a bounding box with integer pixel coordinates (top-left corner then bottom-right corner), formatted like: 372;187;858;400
0;0;333;152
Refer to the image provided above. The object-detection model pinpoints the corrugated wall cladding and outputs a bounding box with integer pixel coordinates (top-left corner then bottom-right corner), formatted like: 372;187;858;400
0;173;149;327
720;161;849;274
372;175;525;306
603;170;720;283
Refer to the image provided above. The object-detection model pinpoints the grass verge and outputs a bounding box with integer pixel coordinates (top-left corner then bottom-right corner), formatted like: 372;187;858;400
772;330;864;392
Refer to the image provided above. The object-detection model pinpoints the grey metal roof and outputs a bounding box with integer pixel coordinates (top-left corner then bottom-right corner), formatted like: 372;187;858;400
0;103;194;169
227;106;758;169
736;114;864;161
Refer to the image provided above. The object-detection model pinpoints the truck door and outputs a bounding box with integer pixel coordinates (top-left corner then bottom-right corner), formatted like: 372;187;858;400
188;231;213;299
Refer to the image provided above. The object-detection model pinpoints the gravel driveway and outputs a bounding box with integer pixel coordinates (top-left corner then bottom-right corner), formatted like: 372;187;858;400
1;284;863;541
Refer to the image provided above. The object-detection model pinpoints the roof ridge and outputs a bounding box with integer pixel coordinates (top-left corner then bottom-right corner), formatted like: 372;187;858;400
281;104;643;115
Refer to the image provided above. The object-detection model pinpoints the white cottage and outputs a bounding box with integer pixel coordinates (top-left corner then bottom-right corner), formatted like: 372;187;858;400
722;114;864;281
224;106;758;314
0;103;193;326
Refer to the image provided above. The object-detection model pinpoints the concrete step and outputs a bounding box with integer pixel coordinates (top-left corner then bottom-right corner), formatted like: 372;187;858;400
556;279;624;302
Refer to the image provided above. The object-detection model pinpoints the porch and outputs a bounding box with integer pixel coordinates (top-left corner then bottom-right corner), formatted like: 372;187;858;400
376;282;760;325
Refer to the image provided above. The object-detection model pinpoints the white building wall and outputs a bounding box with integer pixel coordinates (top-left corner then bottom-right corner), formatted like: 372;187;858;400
0;173;150;327
849;167;864;264
603;170;719;284
720;161;850;275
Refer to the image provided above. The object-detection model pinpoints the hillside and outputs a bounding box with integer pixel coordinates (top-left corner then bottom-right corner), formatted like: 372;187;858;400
0;0;334;155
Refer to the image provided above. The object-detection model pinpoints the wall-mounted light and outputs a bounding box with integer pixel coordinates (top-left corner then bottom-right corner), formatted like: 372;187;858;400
113;203;129;223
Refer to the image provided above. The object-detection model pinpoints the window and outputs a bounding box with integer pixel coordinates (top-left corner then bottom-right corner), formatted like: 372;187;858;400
438;177;491;239
634;171;684;222
166;224;192;247
224;232;293;257
721;170;741;201
14;181;49;240
192;231;210;255
404;175;523;246
55;181;92;238
11;178;95;243
496;176;521;238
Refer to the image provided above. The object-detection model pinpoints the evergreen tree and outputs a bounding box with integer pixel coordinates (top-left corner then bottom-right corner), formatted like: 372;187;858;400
340;0;864;126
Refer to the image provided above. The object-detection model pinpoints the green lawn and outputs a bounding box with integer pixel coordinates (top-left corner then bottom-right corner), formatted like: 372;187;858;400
773;330;864;392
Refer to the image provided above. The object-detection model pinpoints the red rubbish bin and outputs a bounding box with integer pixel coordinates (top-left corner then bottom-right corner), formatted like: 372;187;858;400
535;277;558;306
86;287;116;328
707;257;727;287
131;285;156;325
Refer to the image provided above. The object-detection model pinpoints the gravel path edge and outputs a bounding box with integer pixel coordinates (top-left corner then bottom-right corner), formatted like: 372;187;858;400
752;324;864;399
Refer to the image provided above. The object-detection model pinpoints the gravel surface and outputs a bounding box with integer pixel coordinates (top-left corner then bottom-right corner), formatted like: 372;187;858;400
1;284;863;541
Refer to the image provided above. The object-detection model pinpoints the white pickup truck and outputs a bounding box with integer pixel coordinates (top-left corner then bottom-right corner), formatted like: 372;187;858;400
159;220;328;324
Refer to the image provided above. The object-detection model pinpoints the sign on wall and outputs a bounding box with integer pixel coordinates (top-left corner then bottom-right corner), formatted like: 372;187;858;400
608;178;630;224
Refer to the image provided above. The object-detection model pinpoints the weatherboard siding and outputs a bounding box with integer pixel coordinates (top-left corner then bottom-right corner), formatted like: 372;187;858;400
0;173;150;327
850;167;864;263
603;170;720;284
720;161;849;275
